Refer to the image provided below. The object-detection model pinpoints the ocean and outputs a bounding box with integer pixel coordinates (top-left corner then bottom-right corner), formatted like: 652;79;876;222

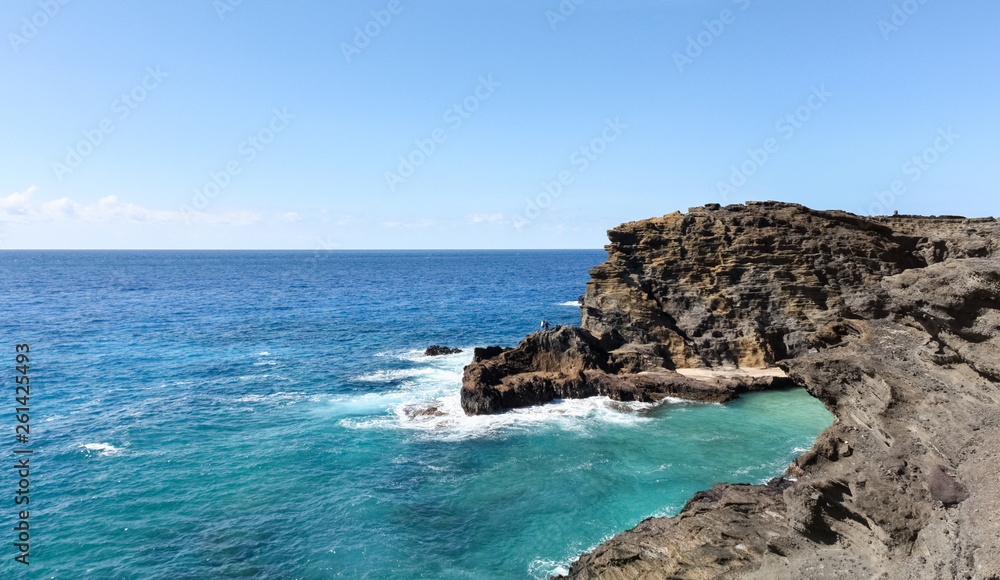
0;250;832;579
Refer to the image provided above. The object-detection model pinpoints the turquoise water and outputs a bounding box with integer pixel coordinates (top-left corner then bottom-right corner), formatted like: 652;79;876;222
0;251;832;579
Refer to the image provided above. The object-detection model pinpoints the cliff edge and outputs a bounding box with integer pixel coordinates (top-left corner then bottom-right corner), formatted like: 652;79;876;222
471;201;1000;579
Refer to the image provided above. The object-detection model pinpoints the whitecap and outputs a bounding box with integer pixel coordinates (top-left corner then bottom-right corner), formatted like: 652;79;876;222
556;301;582;307
353;368;440;383
238;374;294;382
256;351;270;356
82;443;121;455
253;361;278;366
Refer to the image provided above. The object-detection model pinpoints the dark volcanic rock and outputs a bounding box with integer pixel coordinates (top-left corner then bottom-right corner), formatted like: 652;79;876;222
460;326;784;415
549;203;1000;580
472;346;511;362
424;345;463;356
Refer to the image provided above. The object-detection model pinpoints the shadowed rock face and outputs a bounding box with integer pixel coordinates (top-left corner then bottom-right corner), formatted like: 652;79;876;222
542;203;1000;580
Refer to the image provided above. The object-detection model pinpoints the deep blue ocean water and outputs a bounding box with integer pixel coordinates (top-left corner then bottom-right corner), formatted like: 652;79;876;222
0;251;832;579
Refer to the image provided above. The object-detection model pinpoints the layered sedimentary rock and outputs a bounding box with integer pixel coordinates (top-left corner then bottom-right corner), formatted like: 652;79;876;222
583;203;928;369
534;202;1000;580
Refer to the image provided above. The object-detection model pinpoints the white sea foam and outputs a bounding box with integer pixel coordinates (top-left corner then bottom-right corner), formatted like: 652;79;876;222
256;351;270;356
252;361;277;366
333;349;689;440
528;559;570;579
353;367;443;383
503;398;653;435
374;347;472;363
557;301;582;306
649;503;685;518
342;391;676;442
83;443;121;455
324;391;431;418
374;348;428;362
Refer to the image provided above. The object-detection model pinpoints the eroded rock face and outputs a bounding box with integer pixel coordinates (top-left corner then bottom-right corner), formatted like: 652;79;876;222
459;325;791;415
462;202;999;418
551;203;1000;580
582;201;929;369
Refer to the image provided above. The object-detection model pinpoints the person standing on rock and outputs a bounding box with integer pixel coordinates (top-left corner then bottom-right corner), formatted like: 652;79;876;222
541;320;550;331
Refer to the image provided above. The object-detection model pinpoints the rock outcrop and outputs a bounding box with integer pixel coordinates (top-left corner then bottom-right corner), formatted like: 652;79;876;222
460;325;792;415
534;202;1000;580
463;202;991;415
581;202;926;369
425;345;463;356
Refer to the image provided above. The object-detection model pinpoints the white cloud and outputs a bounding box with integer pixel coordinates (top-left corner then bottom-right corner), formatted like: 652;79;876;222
466;213;507;226
382;218;435;229
1;187;261;226
315;210;364;227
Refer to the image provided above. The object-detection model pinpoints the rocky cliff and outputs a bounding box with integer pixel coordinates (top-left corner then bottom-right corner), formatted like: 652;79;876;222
465;201;1000;579
553;203;1000;580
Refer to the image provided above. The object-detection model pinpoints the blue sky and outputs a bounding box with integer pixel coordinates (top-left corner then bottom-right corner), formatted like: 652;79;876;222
2;0;998;249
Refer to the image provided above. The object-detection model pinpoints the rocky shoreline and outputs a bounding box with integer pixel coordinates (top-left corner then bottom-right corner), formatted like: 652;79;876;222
460;325;795;415
462;202;1000;579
